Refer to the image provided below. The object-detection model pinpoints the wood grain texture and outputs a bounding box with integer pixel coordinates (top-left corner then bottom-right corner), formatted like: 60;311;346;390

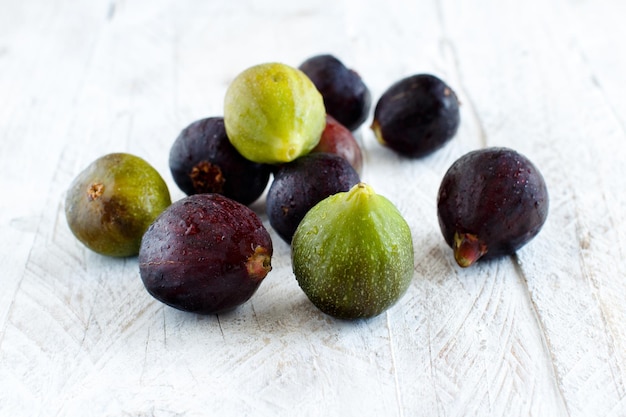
1;0;625;416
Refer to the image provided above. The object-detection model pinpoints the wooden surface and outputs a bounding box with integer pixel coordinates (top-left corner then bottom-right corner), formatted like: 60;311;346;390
1;0;625;416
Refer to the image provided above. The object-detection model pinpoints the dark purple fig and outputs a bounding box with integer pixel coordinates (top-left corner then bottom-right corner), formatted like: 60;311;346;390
299;54;371;131
371;74;460;158
437;147;549;267
311;115;363;174
169;117;271;205
138;193;273;314
266;152;360;243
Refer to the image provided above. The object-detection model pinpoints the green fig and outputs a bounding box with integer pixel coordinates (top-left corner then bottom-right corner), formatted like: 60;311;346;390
65;153;171;257
224;62;326;164
291;183;414;319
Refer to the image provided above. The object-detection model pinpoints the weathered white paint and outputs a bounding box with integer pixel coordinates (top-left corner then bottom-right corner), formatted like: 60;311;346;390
1;0;625;416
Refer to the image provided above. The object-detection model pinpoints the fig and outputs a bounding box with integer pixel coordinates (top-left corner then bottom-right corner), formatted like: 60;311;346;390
223;62;326;164
311;115;363;174
65;153;171;257
371;73;460;158
266;152;360;244
299;54;371;131
138;193;272;314
169;117;271;205
437;147;549;267
292;183;414;319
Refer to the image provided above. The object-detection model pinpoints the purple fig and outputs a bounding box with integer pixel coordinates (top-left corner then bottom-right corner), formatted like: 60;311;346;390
299;54;371;131
372;74;460;158
437;147;549;267
169;117;271;205
311;115;363;174
266;152;360;243
138;194;272;314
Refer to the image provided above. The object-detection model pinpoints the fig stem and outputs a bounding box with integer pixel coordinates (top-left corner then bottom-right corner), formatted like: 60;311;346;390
453;232;487;268
246;246;272;281
370;119;386;146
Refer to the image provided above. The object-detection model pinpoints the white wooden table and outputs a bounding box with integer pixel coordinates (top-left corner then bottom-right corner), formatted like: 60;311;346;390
1;0;625;416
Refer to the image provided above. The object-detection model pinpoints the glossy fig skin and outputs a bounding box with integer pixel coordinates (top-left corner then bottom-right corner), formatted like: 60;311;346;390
311;115;363;174
371;74;460;158
169;117;271;205
65;153;171;257
437;147;549;267
266;152;360;244
299;54;371;131
138;194;273;314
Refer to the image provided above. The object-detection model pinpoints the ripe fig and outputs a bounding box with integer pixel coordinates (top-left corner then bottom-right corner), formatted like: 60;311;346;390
437;147;549;267
224;62;326;164
371;73;460;158
138;194;273;314
169;117;271;205
292;183;414;319
65;153;171;257
266;152;360;244
299;54;371;131
311;115;363;174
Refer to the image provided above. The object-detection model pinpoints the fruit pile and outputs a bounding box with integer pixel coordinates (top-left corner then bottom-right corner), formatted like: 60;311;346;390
65;54;549;320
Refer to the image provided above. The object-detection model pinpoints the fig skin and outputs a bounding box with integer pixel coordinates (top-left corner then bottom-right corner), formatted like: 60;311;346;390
311;115;364;174
299;54;371;131
169;117;271;205
371;73;460;158
266;152;360;244
292;183;414;320
138;194;273;314
224;62;326;164
65;153;171;257
437;147;549;267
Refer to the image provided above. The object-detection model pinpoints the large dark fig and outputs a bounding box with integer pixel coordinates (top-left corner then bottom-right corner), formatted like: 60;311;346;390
266;152;360;243
169;117;271;205
299;54;371;131
371;74;460;158
138;194;273;314
311;114;363;174
437;147;549;267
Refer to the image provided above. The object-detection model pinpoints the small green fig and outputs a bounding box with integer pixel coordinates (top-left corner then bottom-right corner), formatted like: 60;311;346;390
224;62;326;164
291;183;414;319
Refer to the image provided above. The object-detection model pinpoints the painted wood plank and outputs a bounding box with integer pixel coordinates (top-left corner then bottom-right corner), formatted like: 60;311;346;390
0;0;625;416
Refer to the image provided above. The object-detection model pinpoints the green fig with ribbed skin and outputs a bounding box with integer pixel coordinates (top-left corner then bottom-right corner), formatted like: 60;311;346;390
292;183;414;319
65;153;171;257
224;62;326;164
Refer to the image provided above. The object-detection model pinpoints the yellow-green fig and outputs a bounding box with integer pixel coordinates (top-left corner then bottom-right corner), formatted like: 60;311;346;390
291;183;414;319
224;62;326;164
65;153;171;257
